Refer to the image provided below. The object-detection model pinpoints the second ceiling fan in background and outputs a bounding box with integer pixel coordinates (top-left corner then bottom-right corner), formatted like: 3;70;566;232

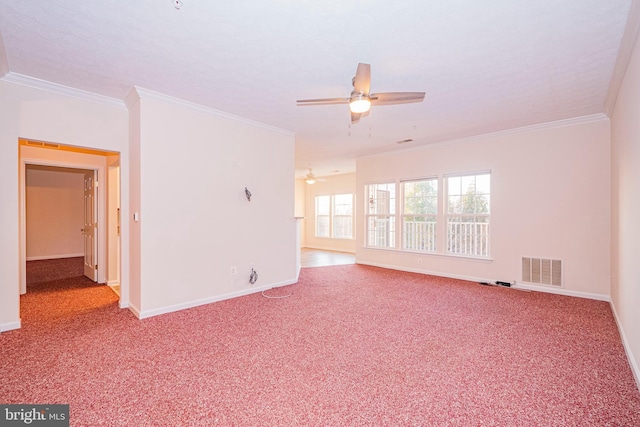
304;168;326;184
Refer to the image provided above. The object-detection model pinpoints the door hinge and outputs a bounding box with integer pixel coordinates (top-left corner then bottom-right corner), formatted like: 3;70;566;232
95;264;98;269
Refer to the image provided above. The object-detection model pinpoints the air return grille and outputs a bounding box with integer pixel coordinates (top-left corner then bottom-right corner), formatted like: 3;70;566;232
522;257;562;287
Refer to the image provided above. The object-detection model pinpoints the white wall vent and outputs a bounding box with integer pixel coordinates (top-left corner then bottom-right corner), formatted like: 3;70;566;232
522;257;562;287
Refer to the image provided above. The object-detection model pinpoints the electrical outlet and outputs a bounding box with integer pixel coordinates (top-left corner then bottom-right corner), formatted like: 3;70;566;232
417;258;423;265
230;266;237;275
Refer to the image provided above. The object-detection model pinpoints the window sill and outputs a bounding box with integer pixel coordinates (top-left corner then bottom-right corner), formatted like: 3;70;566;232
315;236;356;241
362;246;493;262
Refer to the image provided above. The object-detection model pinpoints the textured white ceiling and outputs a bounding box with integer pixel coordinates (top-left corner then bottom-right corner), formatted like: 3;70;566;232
0;0;634;177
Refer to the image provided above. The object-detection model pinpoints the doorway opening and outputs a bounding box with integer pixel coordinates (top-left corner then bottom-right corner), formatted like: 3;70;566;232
19;139;122;312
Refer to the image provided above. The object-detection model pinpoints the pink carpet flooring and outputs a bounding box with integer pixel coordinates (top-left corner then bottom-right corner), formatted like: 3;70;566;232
2;261;639;426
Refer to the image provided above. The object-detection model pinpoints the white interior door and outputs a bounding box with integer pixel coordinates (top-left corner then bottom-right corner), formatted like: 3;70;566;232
83;170;98;281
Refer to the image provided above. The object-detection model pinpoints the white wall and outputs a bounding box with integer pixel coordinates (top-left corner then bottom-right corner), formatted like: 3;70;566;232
294;178;306;247
107;158;121;285
610;27;640;387
127;94;142;313
294;179;306;219
0;78;129;331
25;166;85;260
0;80;20;331
303;173;356;253
294;178;306;271
128;88;297;318
356;117;611;299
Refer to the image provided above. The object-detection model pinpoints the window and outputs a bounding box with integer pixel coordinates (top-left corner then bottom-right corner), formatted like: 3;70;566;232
365;182;396;248
446;173;490;257
315;194;354;239
332;194;353;238
315;195;330;238
365;172;490;258
402;178;438;252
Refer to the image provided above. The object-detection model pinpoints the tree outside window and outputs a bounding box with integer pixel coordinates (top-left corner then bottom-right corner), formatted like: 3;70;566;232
402;178;438;251
446;173;490;256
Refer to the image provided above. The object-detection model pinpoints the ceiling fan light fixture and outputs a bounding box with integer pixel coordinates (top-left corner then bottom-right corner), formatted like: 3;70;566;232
305;177;316;185
349;94;371;113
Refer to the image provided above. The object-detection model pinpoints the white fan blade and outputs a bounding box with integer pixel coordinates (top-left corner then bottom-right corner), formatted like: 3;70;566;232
352;63;371;94
370;92;425;105
297;97;350;105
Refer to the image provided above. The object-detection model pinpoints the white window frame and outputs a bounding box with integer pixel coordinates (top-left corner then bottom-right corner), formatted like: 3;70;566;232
331;193;354;239
315;195;330;238
445;171;491;257
401;177;438;252
315;193;355;239
364;182;397;249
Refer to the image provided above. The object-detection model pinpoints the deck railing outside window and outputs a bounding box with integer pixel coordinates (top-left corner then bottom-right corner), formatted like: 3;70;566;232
403;220;436;252
446;217;490;257
403;219;489;256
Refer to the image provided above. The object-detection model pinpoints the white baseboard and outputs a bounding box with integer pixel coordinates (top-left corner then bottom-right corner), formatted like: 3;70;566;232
107;282;120;297
303;245;355;254
610;302;640;391
26;253;83;261
136;277;299;320
357;261;610;301
127;302;141;319
512;282;610;302
1;319;21;332
357;261;492;286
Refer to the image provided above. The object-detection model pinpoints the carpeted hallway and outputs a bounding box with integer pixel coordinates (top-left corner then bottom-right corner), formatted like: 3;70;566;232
1;261;639;426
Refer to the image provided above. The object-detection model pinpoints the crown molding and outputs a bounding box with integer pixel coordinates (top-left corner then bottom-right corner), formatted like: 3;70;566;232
0;72;126;109
1;73;295;137
360;113;610;160
605;0;640;116
129;86;295;137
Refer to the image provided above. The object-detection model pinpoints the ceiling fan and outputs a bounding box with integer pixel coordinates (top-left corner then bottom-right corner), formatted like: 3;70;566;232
296;63;425;124
304;168;326;185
